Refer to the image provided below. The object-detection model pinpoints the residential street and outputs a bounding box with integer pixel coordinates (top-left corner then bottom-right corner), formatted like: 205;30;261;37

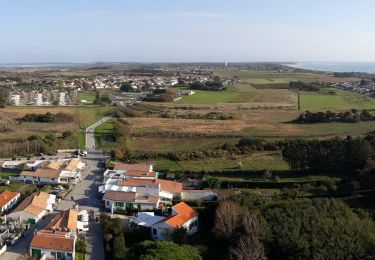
2;116;110;260
57;149;106;260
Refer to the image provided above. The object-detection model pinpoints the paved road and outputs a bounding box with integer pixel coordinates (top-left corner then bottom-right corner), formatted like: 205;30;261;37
58;150;106;260
85;116;114;150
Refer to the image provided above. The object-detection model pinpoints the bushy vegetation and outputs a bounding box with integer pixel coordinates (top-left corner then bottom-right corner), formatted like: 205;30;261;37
290;81;320;91
20;112;74;123
127;240;201;260
294;109;374;123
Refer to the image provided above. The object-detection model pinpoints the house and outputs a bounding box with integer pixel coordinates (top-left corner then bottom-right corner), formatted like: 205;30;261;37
103;191;160;211
19;158;85;184
0;190;20;213
131;202;198;240
30;209;78;260
7;191;56;224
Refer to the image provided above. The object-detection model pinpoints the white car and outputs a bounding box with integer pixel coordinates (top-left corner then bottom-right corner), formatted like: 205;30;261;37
52;185;65;191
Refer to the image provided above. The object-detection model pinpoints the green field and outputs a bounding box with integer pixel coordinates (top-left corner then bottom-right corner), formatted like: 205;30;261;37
153;152;289;172
94;118;117;148
300;89;375;110
78;91;96;105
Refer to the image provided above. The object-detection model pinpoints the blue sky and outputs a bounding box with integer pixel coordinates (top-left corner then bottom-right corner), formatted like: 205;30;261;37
0;0;374;63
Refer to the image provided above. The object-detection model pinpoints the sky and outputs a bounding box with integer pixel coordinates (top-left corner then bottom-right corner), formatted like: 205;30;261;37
0;0;375;63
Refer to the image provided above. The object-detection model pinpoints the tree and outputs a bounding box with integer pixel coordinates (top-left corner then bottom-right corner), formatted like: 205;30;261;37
204;176;222;189
228;235;266;260
213;201;242;240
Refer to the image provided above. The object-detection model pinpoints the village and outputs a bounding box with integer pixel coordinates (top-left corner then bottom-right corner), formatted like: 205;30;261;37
0;146;217;259
1;70;236;107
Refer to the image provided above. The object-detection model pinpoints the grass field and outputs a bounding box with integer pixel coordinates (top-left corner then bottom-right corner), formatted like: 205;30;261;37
94;118;117;148
300;89;375;110
153;152;289;172
78;91;96;105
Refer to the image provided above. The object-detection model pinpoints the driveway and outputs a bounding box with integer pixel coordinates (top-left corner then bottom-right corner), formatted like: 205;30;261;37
85;115;114;150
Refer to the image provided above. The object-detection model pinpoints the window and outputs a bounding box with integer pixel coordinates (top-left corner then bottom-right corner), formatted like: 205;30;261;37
152;228;157;235
106;201;109;205
115;202;124;208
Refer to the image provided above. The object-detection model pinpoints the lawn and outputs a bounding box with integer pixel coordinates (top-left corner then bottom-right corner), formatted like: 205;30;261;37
94;118;117;148
0;172;19;180
300;89;375;110
78;91;96;105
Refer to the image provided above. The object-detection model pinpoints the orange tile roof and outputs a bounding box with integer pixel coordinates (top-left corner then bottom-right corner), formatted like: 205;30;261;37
31;233;74;252
157;179;183;193
65;159;80;171
165;202;198;228
114;163;151;172
126;170;156;177
46;161;63;170
48;209;78;231
0;190;20;208
13;191;50;217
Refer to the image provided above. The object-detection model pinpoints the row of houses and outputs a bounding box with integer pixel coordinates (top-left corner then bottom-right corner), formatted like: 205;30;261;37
99;162;216;241
100;163;216;212
9;158;86;185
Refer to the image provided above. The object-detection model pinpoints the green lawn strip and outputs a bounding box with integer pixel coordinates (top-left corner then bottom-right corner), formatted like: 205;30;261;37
94;118;117;148
0;172;20;180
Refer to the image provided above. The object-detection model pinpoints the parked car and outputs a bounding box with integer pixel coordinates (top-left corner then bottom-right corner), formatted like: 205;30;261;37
52;185;65;191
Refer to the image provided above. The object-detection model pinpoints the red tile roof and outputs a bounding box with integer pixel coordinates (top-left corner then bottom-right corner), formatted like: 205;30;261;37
157;179;183;193
30;233;74;252
0;190;20;208
126;170;156;178
165;202;198;228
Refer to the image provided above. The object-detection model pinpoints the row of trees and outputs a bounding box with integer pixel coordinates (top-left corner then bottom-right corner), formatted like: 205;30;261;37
289;81;320;91
294;109;374;123
281;137;373;173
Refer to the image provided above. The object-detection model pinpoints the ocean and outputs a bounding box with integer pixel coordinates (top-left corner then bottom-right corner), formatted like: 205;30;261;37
287;62;375;74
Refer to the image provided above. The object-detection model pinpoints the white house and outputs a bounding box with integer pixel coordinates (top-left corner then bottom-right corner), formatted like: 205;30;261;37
103;191;160;211
0;190;20;213
131;202;198;240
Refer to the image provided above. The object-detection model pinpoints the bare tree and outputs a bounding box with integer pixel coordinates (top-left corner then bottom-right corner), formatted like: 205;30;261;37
228;235;267;260
213;201;242;240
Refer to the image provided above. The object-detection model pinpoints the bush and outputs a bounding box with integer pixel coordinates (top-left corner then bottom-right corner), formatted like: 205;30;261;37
75;239;86;253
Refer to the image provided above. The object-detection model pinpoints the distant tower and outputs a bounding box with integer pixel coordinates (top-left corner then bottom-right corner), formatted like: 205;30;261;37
225;61;228;67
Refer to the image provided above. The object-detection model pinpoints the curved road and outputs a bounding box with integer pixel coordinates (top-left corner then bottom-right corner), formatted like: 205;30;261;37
85;115;114;150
